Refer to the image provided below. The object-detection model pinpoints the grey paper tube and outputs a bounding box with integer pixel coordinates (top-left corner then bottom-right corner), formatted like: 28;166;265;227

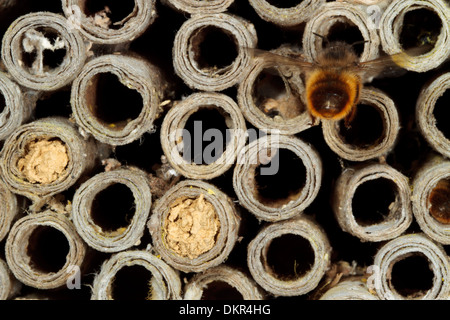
237;46;314;135
332;163;412;242
416;72;450;158
5;211;87;290
372;233;450;300
61;0;157;45
148;180;240;273
0;258;21;300
247;215;331;296
172;13;257;91
91;250;182;300
183;265;264;300
0;117;97;209
71;167;152;252
71;54;166;146
322;87;400;162
379;0;450;72
233;134;322;222
161;92;247;180
1;12;87;91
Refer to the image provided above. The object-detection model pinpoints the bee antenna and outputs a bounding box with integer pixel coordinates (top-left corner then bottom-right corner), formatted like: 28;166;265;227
313;32;330;46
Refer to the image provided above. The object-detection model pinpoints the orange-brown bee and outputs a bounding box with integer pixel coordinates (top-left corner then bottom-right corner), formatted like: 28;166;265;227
248;42;416;126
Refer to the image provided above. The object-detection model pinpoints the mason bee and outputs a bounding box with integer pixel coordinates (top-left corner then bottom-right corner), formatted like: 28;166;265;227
248;41;421;126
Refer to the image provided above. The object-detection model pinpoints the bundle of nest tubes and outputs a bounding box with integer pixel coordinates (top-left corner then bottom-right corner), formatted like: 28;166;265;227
0;0;450;300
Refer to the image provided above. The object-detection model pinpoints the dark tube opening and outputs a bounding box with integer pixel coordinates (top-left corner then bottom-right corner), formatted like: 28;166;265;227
325;21;365;57
400;8;442;53
86;72;143;130
265;234;315;281
91;183;135;233
84;0;136;29
352;177;398;226
21;28;67;73
182;106;231;165
265;0;302;9
201;281;244;300
27;226;70;273
111;265;155;300
191;26;238;71
391;254;434;298
0;91;6;115
339;104;385;148
254;148;306;208
433;89;450;140
428;178;450;224
253;68;304;119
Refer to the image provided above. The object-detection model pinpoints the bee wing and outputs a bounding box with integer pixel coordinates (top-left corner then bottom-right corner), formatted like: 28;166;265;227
356;46;432;82
244;47;317;73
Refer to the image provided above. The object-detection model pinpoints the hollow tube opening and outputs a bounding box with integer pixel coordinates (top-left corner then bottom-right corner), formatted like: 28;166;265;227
0;92;6;117
83;0;137;30
191;26;238;72
338;104;385;148
252;67;304;120
390;253;434;299
428;178;450;224
111;265;155;300
90;183;136;233
253;148;306;208
352;177;398;226
201;281;244;300
85;72;143;130
27;226;70;273
433;90;450;140
399;8;442;53
325;20;365;57
265;234;315;281
182;107;231;165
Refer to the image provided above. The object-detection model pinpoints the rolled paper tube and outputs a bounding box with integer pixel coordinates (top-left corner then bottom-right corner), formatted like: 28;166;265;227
319;279;379;300
332;163;412;242
302;2;380;63
322;87;400;162
91;250;182;300
411;156;450;244
71;54;165;146
248;0;325;27
0;72;34;140
372;233;450;300
0;117;97;206
379;0;450;72
161;92;247;180
148;180;240;273
5;211;87;290
416;72;450;158
162;0;235;14
61;0;157;45
247;215;332;296
172;13;258;91
0;178;19;242
233;134;322;222
0;258;21;300
1;12;87;91
72;167;152;252
183;265;264;300
237;46;314;135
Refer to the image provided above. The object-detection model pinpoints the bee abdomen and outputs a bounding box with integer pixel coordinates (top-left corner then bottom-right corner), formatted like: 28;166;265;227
306;71;359;120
